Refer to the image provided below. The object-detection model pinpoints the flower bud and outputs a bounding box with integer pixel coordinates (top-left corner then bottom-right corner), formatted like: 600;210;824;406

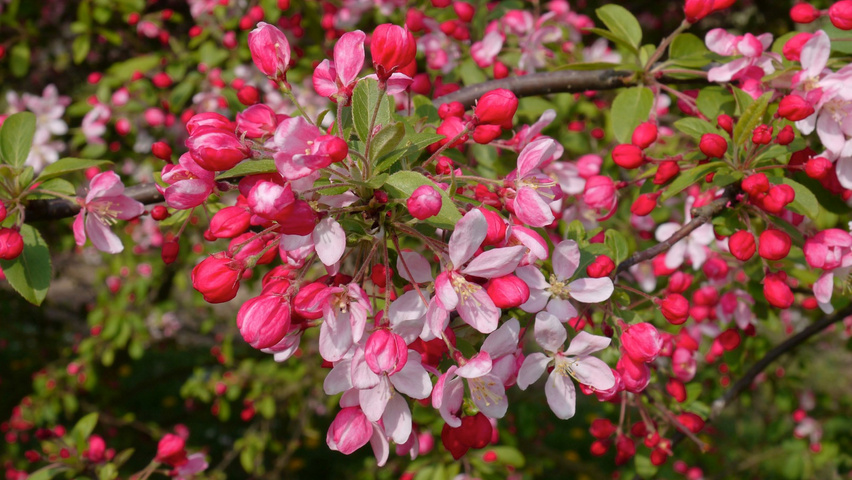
611;144;644;169
187;128;250;172
327;407;372;455
783;32;814;61
472;124;503;144
477;207;508;246
371;24;417;82
752;124;772;145
668;271;693;293
438;101;465;119
790;3;820;23
621;322;663;363
248;22;291;81
805;156;832;180
590;418;617;439
632;122;658;149
699;133;727;158
457;413;493;449
676;412;705;433
236;104;279;138
631;193;658;216
777;95;815;121
371;264;393;288
475;89;518;129
0;228;23;260
741;172;769;195
653;160;680;185
161;240;179;265
186;112;232;135
486;274;530;308
293;282;327;320
617;355;651;393
247;181;295;222
433;116;468;150
587;255;615;278
209;206;252;239
764;271;794;309
775;125;795;145
152;141;172;161
583;175;617;210
728;230;756;261
407;185;442;220
191;253;242;303
684;0;714;23
716;114;733;135
758;229;791;261
830;0;852;30
237;294;291;349
156;434;187;467
365;329;408;375
453;2;475;22
666;378;687;403
717;328;740;351
660;293;689;325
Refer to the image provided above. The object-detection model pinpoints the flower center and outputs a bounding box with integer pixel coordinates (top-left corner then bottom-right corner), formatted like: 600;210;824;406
547;274;572;300
468;376;502;408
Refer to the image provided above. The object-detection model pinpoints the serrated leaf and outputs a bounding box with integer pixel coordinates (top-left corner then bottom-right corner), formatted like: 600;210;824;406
369;122;405;162
767;175;819;219
669;33;710;67
611;87;653;144
0;224;51;305
384;171;461;229
352;78;393;144
661;161;725;201
216;160;276;180
37;158;113;182
673;117;718;139
0;111;36;168
733;91;771;147
596;4;642;50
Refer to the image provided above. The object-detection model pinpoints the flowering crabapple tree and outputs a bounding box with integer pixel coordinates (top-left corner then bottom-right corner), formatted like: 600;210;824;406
3;0;852;479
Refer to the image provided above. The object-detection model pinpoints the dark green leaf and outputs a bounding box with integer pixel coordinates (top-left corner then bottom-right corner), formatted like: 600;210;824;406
0;224;51;306
669;33;710;67
673;117;718;139
352;78;393;143
369;122;405;162
38;158;113;182
71;413;99;452
611;87;654;144
696;86;735;119
0;111;36;168
605;229;630;264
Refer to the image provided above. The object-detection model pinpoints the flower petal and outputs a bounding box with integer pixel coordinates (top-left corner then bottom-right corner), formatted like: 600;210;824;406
564;331;611;357
517;352;550;390
313;216;346;266
461;245;525;278
545;370;577;419
449;209;488;267
568;277;614;303
534;311;567;352
481;318;520;359
552;240;581;279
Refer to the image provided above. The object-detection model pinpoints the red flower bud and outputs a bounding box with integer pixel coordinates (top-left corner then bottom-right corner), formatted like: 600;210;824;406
583;175;617;210
586;255;615;278
699;133;727;158
186;112;232;135
741;172;769;195
805;156;832;179
433;116;468;150
728;230;756;261
752;124;772;145
371;24;417;82
186;128;250;172
621;322;663;363
0;228;24;260
236;104;278;138
477;207;508;246
475;89;518;129
486;274;530;308
716;114;734;135
684;0;714;23
758;229;791;261
209;206;252;239
764;271;794;309
453;2;475;22
614;434;636;465
717;328;741;351
631;193;658;216
438;101;465;119
371;264;392;288
237;294;292;349
161;240;179;265
407;185;443;220
778;95;815;121
156;434;187;467
611;144;645;169
660;293;689;325
191;253;242;303
293;282;326;320
631;122;658;149
472;124;503;144
589;418;617;439
248;22;291;81
667;378;687;402
668;271;693;293
775;125;795;145
791;3;820;23
152;141;172;160
702;257;729;280
829;0;852;30
653;160;680;185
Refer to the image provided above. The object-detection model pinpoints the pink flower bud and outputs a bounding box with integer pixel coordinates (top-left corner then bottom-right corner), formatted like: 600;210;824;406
453;2;475;22
293;282;327;320
247;181;295;222
741;172;769;195
371;24;417;82
653;160;680;185
187;128;250;172
758;229;791;261
156;434;187;467
667;378;687;402
586;255;615;278
248;22;291;81
209;206;252;239
583;175;616;210
616;355;650;394
611;144;644;169
237;294;291;349
186;112;232;135
407;185;442;220
152;141;172;161
477;207;508;246
438;102;465;119
576;154;603;179
676;412;705;434
475;89;518;129
191;253;242;303
161;240;179;265
631;193;658;216
764;271;794;309
790;3;820;23
313;135;349;164
684;0;714;23
830;0;852;30
621;322;663;363
486;274;530;308
433;116;468;150
775;125;795;145
751;124;772;145
668;271;693;293
228;232;277;265
84;435;107;463
778;95;815;121
237;85;260;105
590;418;617;439
660;293;689;325
728;230;756;261
364;329;408;375
699;133;727;158
0;228;24;260
472;124;503;144
783;32;814;61
236;104;279;138
717;328;740;351
631;122;658;149
327;407;372;455
716;114;734;135
702;256;729;280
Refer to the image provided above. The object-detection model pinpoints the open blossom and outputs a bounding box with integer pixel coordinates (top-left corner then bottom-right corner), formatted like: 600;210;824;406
517;312;615;419
803;228;852;313
654;197;716;270
73;171;145;254
516;239;614;321
510;137;564;227
313;30;365;103
159;153;216;209
272;116;348;181
705;29;780;83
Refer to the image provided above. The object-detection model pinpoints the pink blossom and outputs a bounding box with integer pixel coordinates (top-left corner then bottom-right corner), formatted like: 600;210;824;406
272;117;349;181
73;172;145;254
81;104;111;145
312;30;366;103
705;29;780;83
803;228;852;313
654;196;716;270
159;153;216;210
511;137;564;227
471;31;505;68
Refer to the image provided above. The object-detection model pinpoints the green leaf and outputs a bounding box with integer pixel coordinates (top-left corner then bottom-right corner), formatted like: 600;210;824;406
696;86;735;119
216;160;276;180
586;28;639;54
71;413;99;452
28;178;76;199
369;122;405;162
384;171;461;229
459;58;488;86
732;86;755;116
9;42;30;78
661;161;725;201
669;33;710;67
488;446;525;467
72;35;91;64
38;158;113;182
25;468;64;480
595;4;642;50
605;229;630;264
611;87;653;144
673;117;718;139
413;95;440;124
767;175;819;219
733;91;771;147
0;224;51;305
352;78;393;144
0;111;37;168
106;54;162;82
635;454;659;479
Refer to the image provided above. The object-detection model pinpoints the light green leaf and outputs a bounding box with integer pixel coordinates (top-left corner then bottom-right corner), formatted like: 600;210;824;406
369;122;405;162
635;454;659;479
9;42;30;78
72;35;91;64
611;87;653;144
352;78;393;144
595;4;642;50
216;160;276;180
0;224;51;305
384;171;461;229
586;28;639;54
71;412;99;452
488;446;526;467
733;91;771;147
673;117;718;139
459;58;488;86
38;158;113;182
669;33;710;67
661;161;725;201
696;86;735;119
0;111;37;168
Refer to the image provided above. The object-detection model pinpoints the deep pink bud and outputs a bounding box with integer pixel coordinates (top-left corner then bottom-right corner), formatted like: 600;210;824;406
612;144;645;169
186;128;250;171
583;175;617;210
621;322;663;363
152;141;172;160
616;355;651;394
717;328;741;351
475;89;518;129
653;161;680;185
631;122;658;149
830;0;852;30
805;156;832;180
758;229;791;261
236;104;279;138
407;185;442;220
684;0;714;23
365;329;408;375
764;271;794;309
371;24;417;82
156;434;187;467
783;32;814;61
313;135;349;164
775;125;795;145
741;173;770;195
84;435;106;462
186;112;232;135
0;228;24;260
248;22;291;81
477;207;508;246
486;274;530;308
590;419;617;439
472;124;503;144
161;240;179;265
631;193;658;216
660;293;689;325
702;257;729;280
191;253;242;303
293;282;327;320
0;202;5;223
778;95;815;121
728;230;756;261
237;294;291;349
209;206;252;239
327;407;372;455
717;114;734;135
586;255;615;278
699;133;727;158
453;2;475;22
438;102;465;119
433;116;468;149
752;124;772;145
666;378;687;402
790;3;820;23
668;271;693;293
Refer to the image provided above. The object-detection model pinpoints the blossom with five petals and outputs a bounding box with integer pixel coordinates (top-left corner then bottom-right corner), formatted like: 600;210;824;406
73;171;145;254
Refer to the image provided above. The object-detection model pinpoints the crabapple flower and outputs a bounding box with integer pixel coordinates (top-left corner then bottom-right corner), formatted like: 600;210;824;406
803;228;852;313
73;171;145;254
654;197;715;270
159;153;216;210
516;239;614;321
517;312;615;419
370;24;416;82
705;29;779;83
312;30;366;104
248;22;291;82
511;137;564;227
272;116;349;181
